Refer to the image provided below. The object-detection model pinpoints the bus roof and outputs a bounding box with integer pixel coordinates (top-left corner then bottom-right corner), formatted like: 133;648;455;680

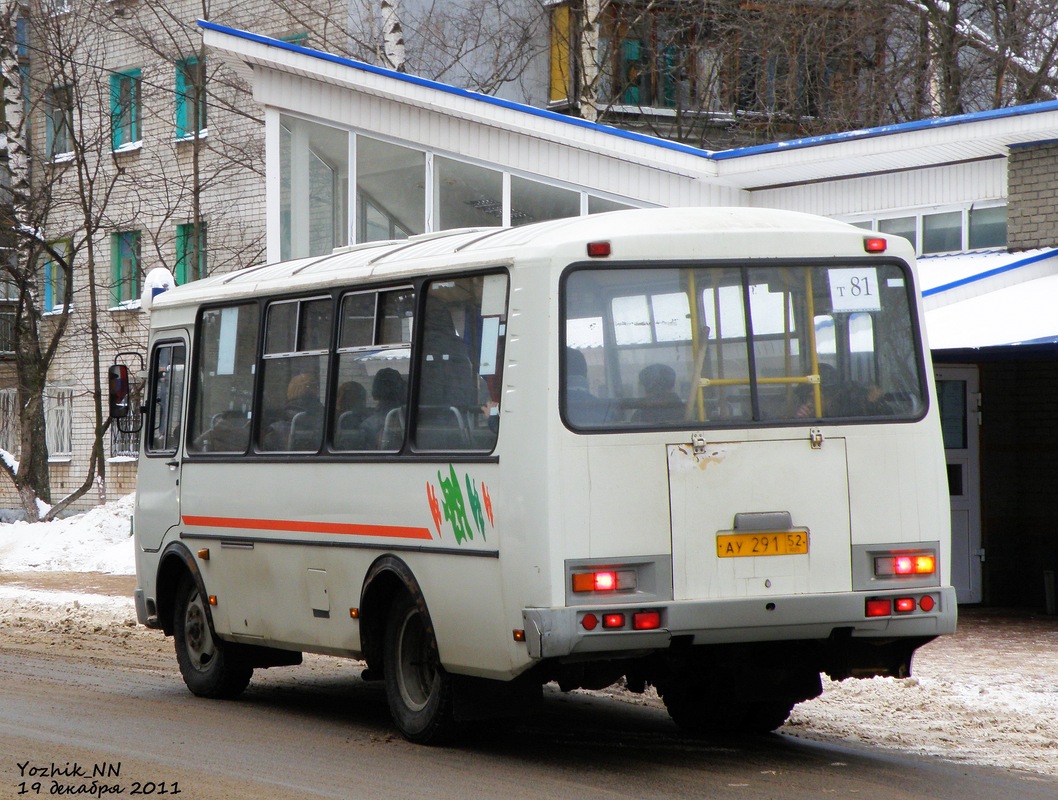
151;207;897;311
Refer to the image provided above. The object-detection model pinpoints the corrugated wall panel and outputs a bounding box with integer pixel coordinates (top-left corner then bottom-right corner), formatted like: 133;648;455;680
754;159;1006;217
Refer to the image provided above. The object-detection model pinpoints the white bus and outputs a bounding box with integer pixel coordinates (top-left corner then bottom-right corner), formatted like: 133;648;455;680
114;207;956;743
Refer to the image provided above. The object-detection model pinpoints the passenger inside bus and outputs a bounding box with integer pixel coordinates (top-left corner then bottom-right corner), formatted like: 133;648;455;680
631;363;684;424
261;372;324;451
565;347;615;425
333;380;368;449
360;368;407;449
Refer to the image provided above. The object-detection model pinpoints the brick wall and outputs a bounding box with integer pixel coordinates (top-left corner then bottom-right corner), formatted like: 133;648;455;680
1007;141;1058;250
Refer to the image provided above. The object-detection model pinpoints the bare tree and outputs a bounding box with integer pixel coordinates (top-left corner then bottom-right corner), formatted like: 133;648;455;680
559;0;1058;148
0;0;131;520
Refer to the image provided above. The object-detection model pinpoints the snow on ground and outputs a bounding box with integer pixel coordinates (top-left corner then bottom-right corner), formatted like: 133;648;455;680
2;496;1058;777
0;494;135;574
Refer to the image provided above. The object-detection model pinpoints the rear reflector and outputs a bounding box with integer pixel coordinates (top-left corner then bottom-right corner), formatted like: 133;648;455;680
581;613;598;631
865;598;891;617
633;611;661;630
919;595;936;612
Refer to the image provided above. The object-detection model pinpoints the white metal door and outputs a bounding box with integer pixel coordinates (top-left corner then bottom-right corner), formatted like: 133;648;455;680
935;365;982;604
135;337;187;552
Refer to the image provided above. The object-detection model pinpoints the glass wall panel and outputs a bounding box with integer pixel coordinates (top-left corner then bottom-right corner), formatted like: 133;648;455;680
280;115;349;260
589;195;635;214
923;211;962;254
510;176;580;226
878;216;916;253
969;206;1006;249
356;137;425;242
435;157;503;230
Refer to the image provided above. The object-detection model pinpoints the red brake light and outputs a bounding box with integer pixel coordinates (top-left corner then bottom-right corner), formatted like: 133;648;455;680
874;553;937;577
894;597;916;613
593;571;617;591
864;237;887;253
602;613;625;629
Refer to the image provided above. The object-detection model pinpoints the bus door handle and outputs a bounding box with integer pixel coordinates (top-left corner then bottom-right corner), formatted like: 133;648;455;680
166;460;180;470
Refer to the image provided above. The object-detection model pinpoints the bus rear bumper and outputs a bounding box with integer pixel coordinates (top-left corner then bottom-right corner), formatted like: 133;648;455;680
522;586;958;660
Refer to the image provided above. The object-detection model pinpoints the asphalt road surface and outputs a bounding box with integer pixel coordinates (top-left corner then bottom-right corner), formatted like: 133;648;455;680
2;613;1056;800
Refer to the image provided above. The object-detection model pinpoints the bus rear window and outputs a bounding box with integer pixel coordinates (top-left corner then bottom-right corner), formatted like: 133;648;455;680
562;262;926;430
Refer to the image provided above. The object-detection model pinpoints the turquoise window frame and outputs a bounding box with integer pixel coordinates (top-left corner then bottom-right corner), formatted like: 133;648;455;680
110;68;141;151
175;57;206;138
111;231;141;306
40;240;71;313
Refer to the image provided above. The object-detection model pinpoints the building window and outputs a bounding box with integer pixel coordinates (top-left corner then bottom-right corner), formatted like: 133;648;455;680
0;304;14;356
354;136;423;245
600;5;696;110
111;231;141;307
175;57;207;139
510;175;580;226
878;217;917;254
45;386;73;460
280;115;350;259
434;157;503;230
110;69;141;151
46;85;73;158
969;206;1007;249
0;388;17;454
39;239;71;313
175;222;207;283
548;3;575;107
922;211;963;254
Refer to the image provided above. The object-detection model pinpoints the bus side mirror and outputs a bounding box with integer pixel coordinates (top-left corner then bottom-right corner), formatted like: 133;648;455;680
108;364;130;419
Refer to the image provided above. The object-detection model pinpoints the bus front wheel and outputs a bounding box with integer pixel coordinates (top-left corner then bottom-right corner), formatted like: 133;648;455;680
173;575;252;699
383;593;458;744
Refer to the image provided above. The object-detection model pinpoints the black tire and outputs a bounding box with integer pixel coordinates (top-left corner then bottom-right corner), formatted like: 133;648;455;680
173;574;253;699
382;593;458;744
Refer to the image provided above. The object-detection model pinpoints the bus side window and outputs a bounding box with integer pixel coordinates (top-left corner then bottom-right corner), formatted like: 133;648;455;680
414;273;507;452
332;288;414;452
146;341;186;454
188;303;259;454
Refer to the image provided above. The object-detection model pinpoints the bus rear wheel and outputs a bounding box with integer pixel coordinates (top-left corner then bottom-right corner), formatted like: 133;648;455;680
173;575;252;699
383;593;458;744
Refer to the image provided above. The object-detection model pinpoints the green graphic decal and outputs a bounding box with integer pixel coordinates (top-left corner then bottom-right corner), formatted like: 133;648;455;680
466;474;486;542
438;464;473;544
426;465;495;545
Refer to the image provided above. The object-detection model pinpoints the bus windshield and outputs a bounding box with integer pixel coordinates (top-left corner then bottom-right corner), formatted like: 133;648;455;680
562;261;926;429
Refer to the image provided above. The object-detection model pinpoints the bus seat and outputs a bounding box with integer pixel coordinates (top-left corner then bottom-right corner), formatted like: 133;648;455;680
287;410;323;451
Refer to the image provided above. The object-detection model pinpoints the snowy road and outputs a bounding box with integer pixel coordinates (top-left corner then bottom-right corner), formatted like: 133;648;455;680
1;580;1057;800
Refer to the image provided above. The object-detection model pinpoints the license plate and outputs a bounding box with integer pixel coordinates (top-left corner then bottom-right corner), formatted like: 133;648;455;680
716;531;809;558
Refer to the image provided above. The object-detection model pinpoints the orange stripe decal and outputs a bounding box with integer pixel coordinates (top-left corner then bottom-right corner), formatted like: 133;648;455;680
182;514;433;540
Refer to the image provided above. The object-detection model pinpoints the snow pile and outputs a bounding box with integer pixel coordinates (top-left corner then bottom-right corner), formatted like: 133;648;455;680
0;494;136;574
